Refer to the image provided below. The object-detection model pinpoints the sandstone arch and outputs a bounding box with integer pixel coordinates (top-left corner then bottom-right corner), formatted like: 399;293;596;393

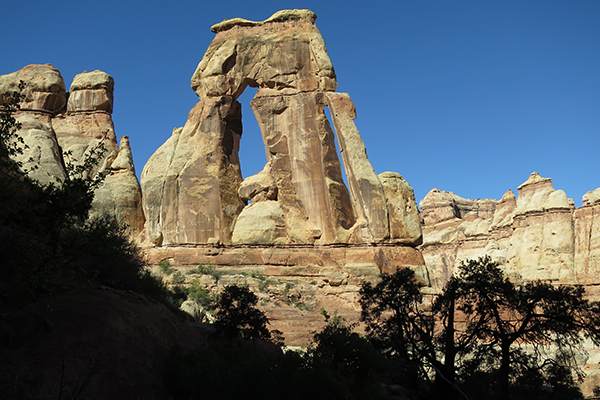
141;9;422;247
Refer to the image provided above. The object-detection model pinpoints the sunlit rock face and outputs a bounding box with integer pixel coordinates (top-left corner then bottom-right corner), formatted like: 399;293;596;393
142;9;423;248
0;64;67;183
140;10;426;348
191;9;337;100
419;172;600;292
0;65;145;237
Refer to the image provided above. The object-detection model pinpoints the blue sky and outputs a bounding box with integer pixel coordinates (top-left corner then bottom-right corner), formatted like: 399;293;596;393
3;1;599;206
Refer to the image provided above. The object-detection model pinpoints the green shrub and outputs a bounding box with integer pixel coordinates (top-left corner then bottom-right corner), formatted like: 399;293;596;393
187;280;215;308
159;259;172;275
171;271;186;284
188;263;224;280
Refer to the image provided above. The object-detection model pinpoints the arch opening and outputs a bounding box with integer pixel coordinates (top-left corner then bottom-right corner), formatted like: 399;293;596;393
236;85;267;181
324;105;349;188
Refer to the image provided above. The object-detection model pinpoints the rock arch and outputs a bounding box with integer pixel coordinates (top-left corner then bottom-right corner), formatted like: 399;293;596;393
141;9;422;247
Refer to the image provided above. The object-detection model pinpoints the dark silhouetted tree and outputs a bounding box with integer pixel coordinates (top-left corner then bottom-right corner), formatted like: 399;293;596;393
360;258;600;400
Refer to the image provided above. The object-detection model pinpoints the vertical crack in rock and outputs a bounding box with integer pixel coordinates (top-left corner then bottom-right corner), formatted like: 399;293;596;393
142;9;422;247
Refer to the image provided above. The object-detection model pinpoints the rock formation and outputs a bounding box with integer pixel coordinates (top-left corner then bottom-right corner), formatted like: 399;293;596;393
2;10;426;346
419;172;600;293
0;65;145;236
418;173;600;396
140;9;426;345
141;9;422;248
0;64;67;183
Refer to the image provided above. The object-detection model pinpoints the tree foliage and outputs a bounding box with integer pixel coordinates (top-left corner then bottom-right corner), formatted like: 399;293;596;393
0;80;26;170
359;257;599;400
0;79;164;305
214;284;283;344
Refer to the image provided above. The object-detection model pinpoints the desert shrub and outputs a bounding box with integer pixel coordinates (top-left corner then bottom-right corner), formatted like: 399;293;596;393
171;271;186;284
214;285;275;342
0;83;164;306
158;259;172;275
187;279;215;309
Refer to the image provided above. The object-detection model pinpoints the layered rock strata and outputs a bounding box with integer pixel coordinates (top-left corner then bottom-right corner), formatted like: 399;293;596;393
142;9;422;249
146;244;428;345
419;172;600;293
140;9;426;347
0;65;145;236
419;173;600;396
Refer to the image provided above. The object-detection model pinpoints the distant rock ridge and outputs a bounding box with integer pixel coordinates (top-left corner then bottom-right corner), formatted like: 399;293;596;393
419;172;600;292
0;64;145;236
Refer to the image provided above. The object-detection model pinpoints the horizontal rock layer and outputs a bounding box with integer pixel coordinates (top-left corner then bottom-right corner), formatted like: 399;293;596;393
419;172;600;292
145;244;428;346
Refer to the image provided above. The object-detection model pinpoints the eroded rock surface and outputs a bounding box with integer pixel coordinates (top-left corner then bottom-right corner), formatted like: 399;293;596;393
142;9;422;248
0;65;145;237
419;172;600;291
191;9;337;99
140;10;426;348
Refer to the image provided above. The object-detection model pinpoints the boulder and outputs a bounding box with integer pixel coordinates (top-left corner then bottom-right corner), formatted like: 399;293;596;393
379;171;422;245
238;164;278;203
232;201;287;244
67;70;114;113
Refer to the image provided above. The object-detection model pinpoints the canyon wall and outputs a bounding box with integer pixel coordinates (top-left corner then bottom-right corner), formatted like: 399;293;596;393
4;11;598;365
419;172;600;293
1;10;426;345
418;172;600;394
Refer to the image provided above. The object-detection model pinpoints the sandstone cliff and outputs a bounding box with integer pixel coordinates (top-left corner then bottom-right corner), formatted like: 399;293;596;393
419;172;600;293
0;65;145;236
418;173;600;395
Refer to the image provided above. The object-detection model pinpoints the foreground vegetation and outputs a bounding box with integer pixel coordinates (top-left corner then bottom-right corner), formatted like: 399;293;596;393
2;84;599;400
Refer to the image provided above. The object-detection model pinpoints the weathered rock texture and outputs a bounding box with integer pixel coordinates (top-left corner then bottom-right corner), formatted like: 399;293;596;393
140;9;425;347
418;172;600;396
419;172;600;293
0;65;145;236
142;9;422;248
146;244;428;345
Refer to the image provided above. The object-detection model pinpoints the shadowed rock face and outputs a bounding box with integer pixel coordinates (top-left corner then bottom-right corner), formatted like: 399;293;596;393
0;65;145;237
142;9;422;247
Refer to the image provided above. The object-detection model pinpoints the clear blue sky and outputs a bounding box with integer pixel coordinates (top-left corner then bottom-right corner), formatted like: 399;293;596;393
3;1;599;206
